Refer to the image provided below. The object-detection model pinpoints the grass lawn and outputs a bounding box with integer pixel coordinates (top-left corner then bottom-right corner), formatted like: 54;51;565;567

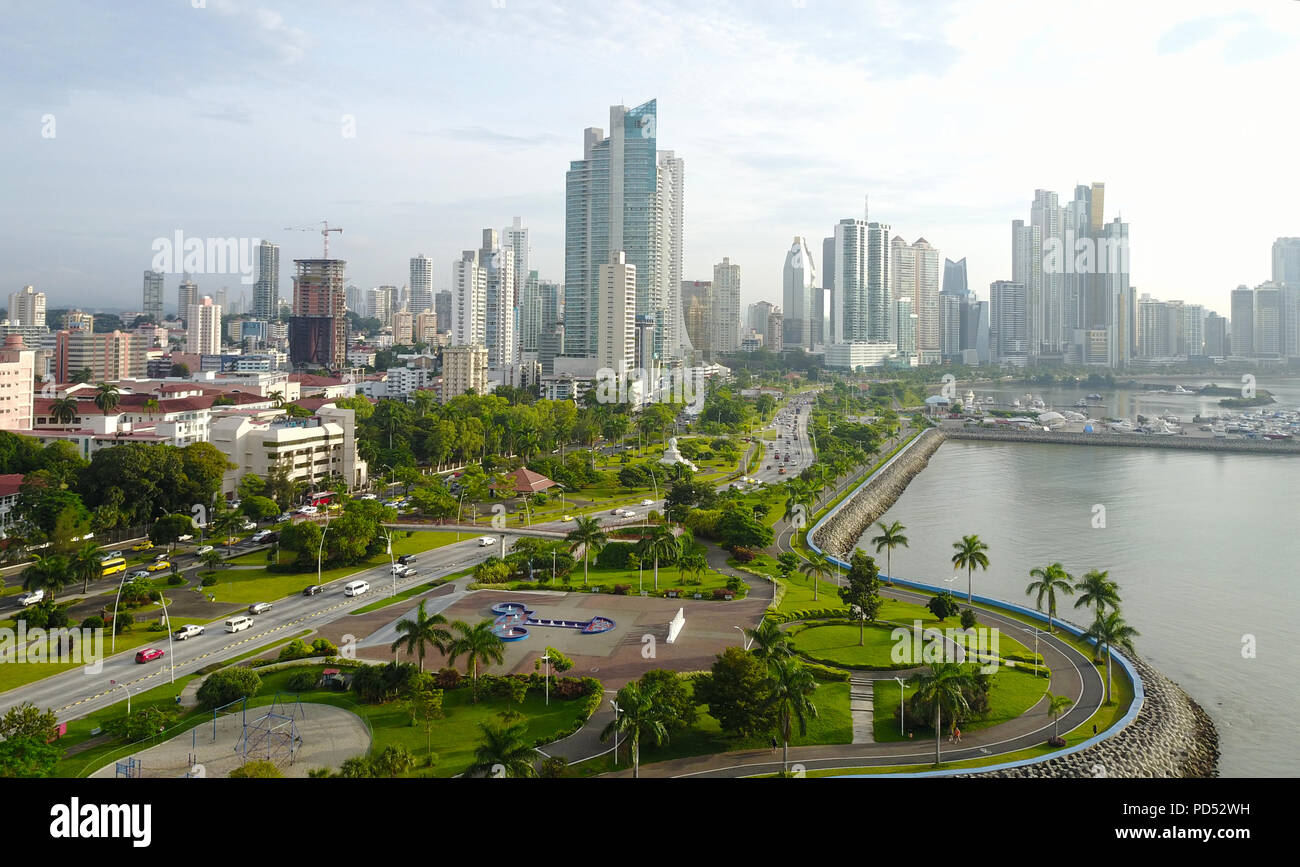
871;666;1051;743
789;623;911;669
207;531;464;603
570;680;851;776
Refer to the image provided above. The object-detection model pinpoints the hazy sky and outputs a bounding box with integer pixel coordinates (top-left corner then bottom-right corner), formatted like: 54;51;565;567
2;0;1297;316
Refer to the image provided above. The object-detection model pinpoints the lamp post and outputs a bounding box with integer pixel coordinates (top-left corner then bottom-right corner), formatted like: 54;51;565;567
380;527;396;596
733;626;754;651
540;651;551;707
316;517;332;588
1026;627;1050;677
893;676;906;735
110;567;138;653
156;595;176;683
609;699;622;766
110;680;130;715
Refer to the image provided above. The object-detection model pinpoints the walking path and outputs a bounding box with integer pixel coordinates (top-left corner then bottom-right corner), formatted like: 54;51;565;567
849;676;874;744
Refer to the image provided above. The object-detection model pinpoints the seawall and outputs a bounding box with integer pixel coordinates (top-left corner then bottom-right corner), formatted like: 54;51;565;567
811;428;948;558
945;428;1300;454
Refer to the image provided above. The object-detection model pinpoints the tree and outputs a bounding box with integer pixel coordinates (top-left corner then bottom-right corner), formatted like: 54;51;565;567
927;591;960;621
0;737;60;778
565;516;607;586
838;549;883;645
744;618;791;665
407;677;445;763
694;646;775;737
169;362;190;377
769;658;819;775
1046;692;1074;738
21;553;69;601
196;668;262;709
48;397;79;425
636;524;678;592
92;382;120;416
390;600;452;672
600;681;668;779
0;702;60;742
870;520;909;582
1073;569;1121;659
240;495;280;523
951;534;990;604
150;513;194;549
799;550;834;603
229;760;284;778
637;669;697;732
446;619;505;698
1026;563;1075;633
466;721;536;778
68;541;103;595
907;662;976;765
1085;610;1139;705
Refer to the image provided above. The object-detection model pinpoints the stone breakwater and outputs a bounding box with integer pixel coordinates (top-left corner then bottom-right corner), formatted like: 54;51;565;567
945;428;1300;455
812;428;948;558
960;655;1219;778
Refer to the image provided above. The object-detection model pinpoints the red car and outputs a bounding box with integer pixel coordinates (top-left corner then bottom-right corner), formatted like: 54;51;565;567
135;648;165;664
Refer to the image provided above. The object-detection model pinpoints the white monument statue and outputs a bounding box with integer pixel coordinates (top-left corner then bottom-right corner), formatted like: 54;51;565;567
659;436;698;472
666;607;686;644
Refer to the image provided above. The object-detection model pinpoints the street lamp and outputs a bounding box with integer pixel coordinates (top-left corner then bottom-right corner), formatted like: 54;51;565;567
540;651;551;707
1025;627;1051;677
316;517;332;588
609;699;622;766
110;680;131;715
733;626;754;651
156;595;176;684
110;567;139;653
892;676;906;735
379;527;397;596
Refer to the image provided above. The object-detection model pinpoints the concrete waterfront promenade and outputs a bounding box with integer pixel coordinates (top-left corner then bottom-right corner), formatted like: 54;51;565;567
943;425;1300;454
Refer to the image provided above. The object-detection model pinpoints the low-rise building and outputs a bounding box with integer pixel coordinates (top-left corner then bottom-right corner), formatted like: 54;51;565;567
209;406;367;496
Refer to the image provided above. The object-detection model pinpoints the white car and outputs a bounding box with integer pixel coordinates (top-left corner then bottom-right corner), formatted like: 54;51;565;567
241;521;257;531
174;624;204;640
196;545;215;556
17;589;44;606
478;536;496;547
562;514;574;521
640;499;654;506
177;534;194;542
276;513;292;523
298;506;319;515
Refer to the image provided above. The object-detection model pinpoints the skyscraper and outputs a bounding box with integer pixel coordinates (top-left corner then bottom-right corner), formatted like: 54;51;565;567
989;280;1028;364
252;240;279;321
1273;238;1300;286
539;281;561;331
831;219;867;344
452;250;486;349
597;251;636;375
657;150;687;359
289;259;347;370
682;280;714;360
409;255;434;315
1011;219;1043;355
1031;189;1065;352
519;270;543;352
565;100;663;359
1230;286;1254;356
7;285;46;327
479;230;515;370
502;217;530;306
368;286;393;326
713;257;741;354
177;277;199;326
783;237;817;351
187;295;222;355
894;296;917;356
142;271;164;323
941;257;968;297
892;237;940;363
866;221;893;343
435;290;452;333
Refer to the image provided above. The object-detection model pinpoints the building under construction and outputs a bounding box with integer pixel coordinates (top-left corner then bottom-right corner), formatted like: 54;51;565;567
289;259;347;371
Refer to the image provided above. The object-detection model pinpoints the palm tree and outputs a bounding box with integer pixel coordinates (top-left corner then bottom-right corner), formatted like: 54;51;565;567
637;525;678;592
1073;570;1120;661
446;619;505;698
1046;692;1074;738
870;520;908;582
1025;563;1075;633
22;553;70;601
212;510;244;549
69;541;103;595
390;600;452;671
1085;610;1139;705
93;382;120;416
565;516;607;586
466;721;537;778
799;550;834;604
907;662;976;765
745;618;792;665
268;390;285;408
600;681;667;779
49;397;79;425
769;658;819;775
950;534;990;604
678;549;708;586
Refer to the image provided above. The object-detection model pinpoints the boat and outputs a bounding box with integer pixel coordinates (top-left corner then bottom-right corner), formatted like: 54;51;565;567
1074;399;1088;408
1087;393;1103;401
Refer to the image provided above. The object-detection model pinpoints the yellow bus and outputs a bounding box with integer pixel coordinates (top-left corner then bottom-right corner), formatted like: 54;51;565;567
100;556;127;578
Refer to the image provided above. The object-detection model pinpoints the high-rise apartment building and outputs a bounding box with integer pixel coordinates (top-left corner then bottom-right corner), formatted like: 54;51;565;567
368;286;393;326
748;301;774;337
177;277;199;325
1031;190;1064;352
0;336;35;431
1204;313;1229;357
866;221;893;343
409;255;434;315
435;290;452;333
7;285;46;327
55;328;144;383
288;259;347;370
682;280;714;360
519;271;543;353
831;219;867;345
1253;282;1282;357
597;252;636;374
939;293;963;359
539;281;561;331
440;343;488;403
392;311;414;345
1011;219;1043;355
1273;238;1300;286
894;296;917;356
143;270;165;323
892;237;940;363
452;250;486;349
479;230;515;370
713;258;741;354
657;150;687;359
502;217;530;310
252;241;279;321
989;280;1028;364
1230;286;1254;356
783;237;817;351
187;296;223;355
1182;304;1206;357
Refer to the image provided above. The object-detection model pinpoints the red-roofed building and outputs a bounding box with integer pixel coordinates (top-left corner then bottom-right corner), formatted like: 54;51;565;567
0;473;24;531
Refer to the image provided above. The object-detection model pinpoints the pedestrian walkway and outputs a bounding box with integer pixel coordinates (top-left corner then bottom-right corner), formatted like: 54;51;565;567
849;676;874;744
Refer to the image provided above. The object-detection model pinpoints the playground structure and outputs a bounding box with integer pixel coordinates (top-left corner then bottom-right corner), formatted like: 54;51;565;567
489;602;616;642
236;692;306;767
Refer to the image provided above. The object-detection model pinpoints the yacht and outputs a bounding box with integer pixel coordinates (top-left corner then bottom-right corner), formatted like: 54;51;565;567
1087;393;1103;401
1074;398;1088;408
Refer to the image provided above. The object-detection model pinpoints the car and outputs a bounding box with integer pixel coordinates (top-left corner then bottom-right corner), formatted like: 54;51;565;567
196;545;215;556
248;602;273;615
778;468;786;474
359;493;378;500
302;584;322;596
276;513;293;523
478;536;496;547
135;648;165;663
397;554;417;565
130;570;149;580
147;561;171;572
173;624;204;640
154;552;170;561
106;550;123;559
177;534;194;542
766;465;772;470
640;499;654;506
391;563;411;576
298;506;319;515
250;530;271;543
241;521;257;531
562;514;574;521
131;541;154;552
17;589;44;606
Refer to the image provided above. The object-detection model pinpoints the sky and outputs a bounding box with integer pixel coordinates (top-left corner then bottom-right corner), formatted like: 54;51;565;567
2;0;1297;317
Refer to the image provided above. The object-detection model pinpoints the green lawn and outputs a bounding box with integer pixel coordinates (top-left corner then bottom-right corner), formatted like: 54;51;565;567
871;666;1051;743
789;623;912;669
207;531;464;603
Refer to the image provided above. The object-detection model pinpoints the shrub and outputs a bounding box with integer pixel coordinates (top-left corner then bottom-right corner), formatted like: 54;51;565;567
167;574;187;586
80;616;104;630
801;661;851;682
229;760;284;778
594;541;636;570
200;575;217;587
113;612;134;634
960;608;978;630
730;547;756;563
196;667;262;710
311;638;338;656
540;756;569;778
725;575;744;592
927;592;961;621
286;670;318;692
712;588;730;599
278;639;311;661
612;584;630;595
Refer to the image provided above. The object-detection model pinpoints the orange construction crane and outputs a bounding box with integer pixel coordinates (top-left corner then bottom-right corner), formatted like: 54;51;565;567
283;220;344;258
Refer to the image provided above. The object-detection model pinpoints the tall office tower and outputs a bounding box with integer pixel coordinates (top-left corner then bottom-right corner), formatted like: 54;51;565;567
1031;189;1065;352
1182;304;1206;357
143;267;166;322
941;257;968;297
177;277;199;325
713;257;741;354
7;285;46;327
502;217;531;308
288;259;347;370
989;280;1028;364
367;286;392;326
345;284;361;313
866;221;893;343
831;219;867;344
960;297;990;363
634;317;657;382
1204;313;1229;357
1280;283;1300;358
479;229;516;370
748;301;775;337
766;309;783;349
435;290;452;333
187;296;223;355
821;236;835;344
1011;220;1043;355
892;237;940;363
1230;286;1255;356
681;280;714;360
939;293;963;358
1274;238;1300;286
538;324;565;375
252;241;279;321
656;150;687;359
597;252;636;374
519;270;543;352
894;296;917;355
565;100;663;359
215;288;229;318
783;237;817;351
539;281;561;330
1253;282;1282;357
410;255;434;315
452;250;487;349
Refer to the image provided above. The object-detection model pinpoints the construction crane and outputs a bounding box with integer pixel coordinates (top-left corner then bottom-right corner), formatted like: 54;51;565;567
283;220;344;258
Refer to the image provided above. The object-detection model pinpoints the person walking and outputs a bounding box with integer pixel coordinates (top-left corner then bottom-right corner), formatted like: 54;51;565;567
770;736;778;754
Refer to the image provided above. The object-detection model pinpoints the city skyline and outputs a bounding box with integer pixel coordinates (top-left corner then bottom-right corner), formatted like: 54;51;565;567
3;1;1298;315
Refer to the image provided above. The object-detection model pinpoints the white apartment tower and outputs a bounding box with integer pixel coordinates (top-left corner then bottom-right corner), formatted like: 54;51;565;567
480;230;516;370
597;252;637;375
409;255;434;315
714;257;741;353
187;295;223;355
452;250;487;349
891;237;940;363
657;150;688;359
8;285;46;327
